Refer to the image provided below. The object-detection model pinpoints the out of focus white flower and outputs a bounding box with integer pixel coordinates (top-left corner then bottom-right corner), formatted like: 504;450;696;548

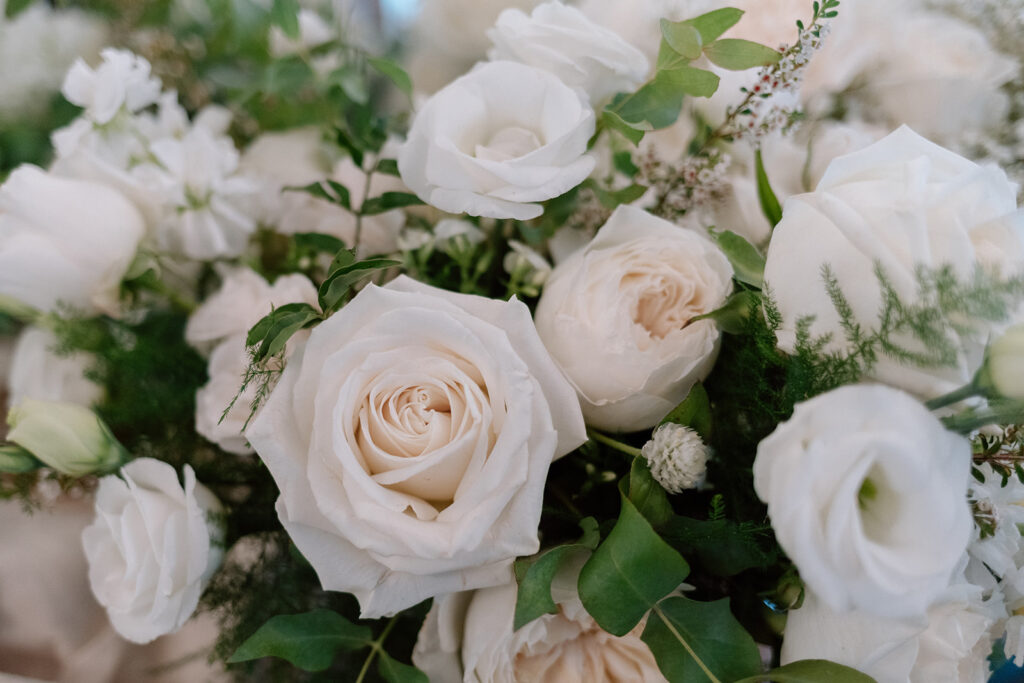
7;327;101;409
503;240;551;287
641;423;708;493
397;227;434;252
434;219;485;253
269;9;336;56
62;48;162;126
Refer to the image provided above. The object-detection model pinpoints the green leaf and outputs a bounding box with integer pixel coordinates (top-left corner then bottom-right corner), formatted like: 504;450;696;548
377;651;429;683
247;303;322;362
318;257;401;312
227;609;372;671
644;597;761;683
602;110;646;145
360;192;425;216
588;181;648;209
704;38;782;71
293;232;347;254
376;158;401;176
0;445;43;473
755;148;783;227
4;0;36;18
660;20;703;60
692;290;760;335
659;382;712;441
514;517;600;630
287;180;352;211
733;659;877;683
613;151;640;177
710;229;765;288
608;67;719;131
683;7;745;43
270;0;301;39
263;57;314;96
628;458;673;528
329;65;369;104
578;496;690;636
368;57;413;98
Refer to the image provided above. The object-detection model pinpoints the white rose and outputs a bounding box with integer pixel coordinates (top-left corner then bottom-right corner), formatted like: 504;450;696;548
487;1;649;105
398;61;596;221
7;326;101;408
185;267;319;351
0;165;145;316
781;585;999;683
753;384;972;618
535;205;733;432
245;275;586;617
763;126;1024;400
413;556;666;683
82;458;224;644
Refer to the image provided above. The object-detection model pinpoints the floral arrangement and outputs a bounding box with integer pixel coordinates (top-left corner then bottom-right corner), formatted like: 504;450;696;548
2;0;1024;682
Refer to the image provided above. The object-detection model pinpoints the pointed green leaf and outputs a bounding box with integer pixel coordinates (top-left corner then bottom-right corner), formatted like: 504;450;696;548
578;496;690;636
711;229;765;288
293;232;347;255
318;257;401;312
360;192;425;215
368;57;413;98
377;651;429;683
659;382;712;441
644;597;761;683
755;148;783;227
660;20;703;60
683;8;745;43
227;609;372;671
246;303;322;362
287;180;352;211
602;109;646;145
704;38;782;71
692;290;760;334
270;0;302;40
376;158;401;176
733;659;877;683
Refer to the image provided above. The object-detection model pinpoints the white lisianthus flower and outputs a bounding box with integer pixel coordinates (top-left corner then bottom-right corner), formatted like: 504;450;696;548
641;423;708;493
535;205;733;433
413;556;667;683
754;384;973;618
487;1;649;104
7;399;127;477
398;61;596;221
977;324;1024;400
82;458;224;643
7;326;101;409
61;48;162;125
0;165;145;316
245;276;586;617
763;126;1024;400
137;126;258;260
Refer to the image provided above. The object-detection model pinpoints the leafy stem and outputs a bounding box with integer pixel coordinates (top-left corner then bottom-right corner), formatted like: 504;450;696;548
925;380;982;411
587;429;643;458
651;603;722;683
353;152;378;253
354;616;399;683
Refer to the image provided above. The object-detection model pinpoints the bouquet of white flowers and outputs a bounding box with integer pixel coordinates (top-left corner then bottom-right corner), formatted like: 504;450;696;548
3;0;1024;682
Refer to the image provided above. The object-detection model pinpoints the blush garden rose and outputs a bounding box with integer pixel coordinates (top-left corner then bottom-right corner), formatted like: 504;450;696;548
245;276;586;618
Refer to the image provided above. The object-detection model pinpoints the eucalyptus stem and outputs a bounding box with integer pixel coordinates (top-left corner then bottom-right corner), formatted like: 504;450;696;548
354;615;399;683
925;380;982;411
587;429;643;458
943;405;1024;434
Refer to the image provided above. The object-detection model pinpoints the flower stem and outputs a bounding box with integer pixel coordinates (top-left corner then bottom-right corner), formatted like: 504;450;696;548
942;404;1024;434
925;381;981;411
587;429;642;458
354;616;399;683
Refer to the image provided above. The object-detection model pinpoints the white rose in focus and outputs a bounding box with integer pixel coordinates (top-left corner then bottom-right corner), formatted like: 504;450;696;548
0;165;144;316
535;205;733;432
82;458;224;643
753;384;972;618
246;276;586;617
487;1;649;104
413;556;666;683
7;326;101;408
763;126;1024;399
398;61;596;221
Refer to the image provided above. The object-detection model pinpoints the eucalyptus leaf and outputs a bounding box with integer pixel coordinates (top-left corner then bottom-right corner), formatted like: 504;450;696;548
578;496;690;636
660;20;703;60
733;659;877;683
755;148;783;227
704;38;782;71
227;609;372;671
643;597;761;683
711;229;765;288
613;151;640;177
377;651;429;683
361;192;425;215
588;181;648;209
659;382;712;441
602;109;647;145
607;67;719;131
682;7;745;43
368;57;413;98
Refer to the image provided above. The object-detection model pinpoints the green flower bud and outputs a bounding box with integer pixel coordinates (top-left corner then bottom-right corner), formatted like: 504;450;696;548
978;324;1024;400
6;399;128;477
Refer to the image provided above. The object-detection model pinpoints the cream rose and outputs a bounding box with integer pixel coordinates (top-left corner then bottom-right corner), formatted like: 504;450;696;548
753;384;972;618
534;205;733;432
413;556;666;683
245;276;586;617
763;126;1024;400
398;60;596;221
487;1;649;105
0;165;145;316
81;458;224;644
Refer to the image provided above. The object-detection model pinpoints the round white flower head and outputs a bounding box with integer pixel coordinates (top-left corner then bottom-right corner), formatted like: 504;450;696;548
487;1;649;104
245;275;586;618
61;48;162;125
398;60;596;220
0;164;145;316
535;205;733;432
82;458;224;644
641;423;707;494
413;555;667;683
754;384;972;618
763;126;1024;400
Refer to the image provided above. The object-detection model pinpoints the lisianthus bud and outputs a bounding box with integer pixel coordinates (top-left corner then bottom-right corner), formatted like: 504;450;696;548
977;324;1024;400
7;399;128;477
640;423;708;494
